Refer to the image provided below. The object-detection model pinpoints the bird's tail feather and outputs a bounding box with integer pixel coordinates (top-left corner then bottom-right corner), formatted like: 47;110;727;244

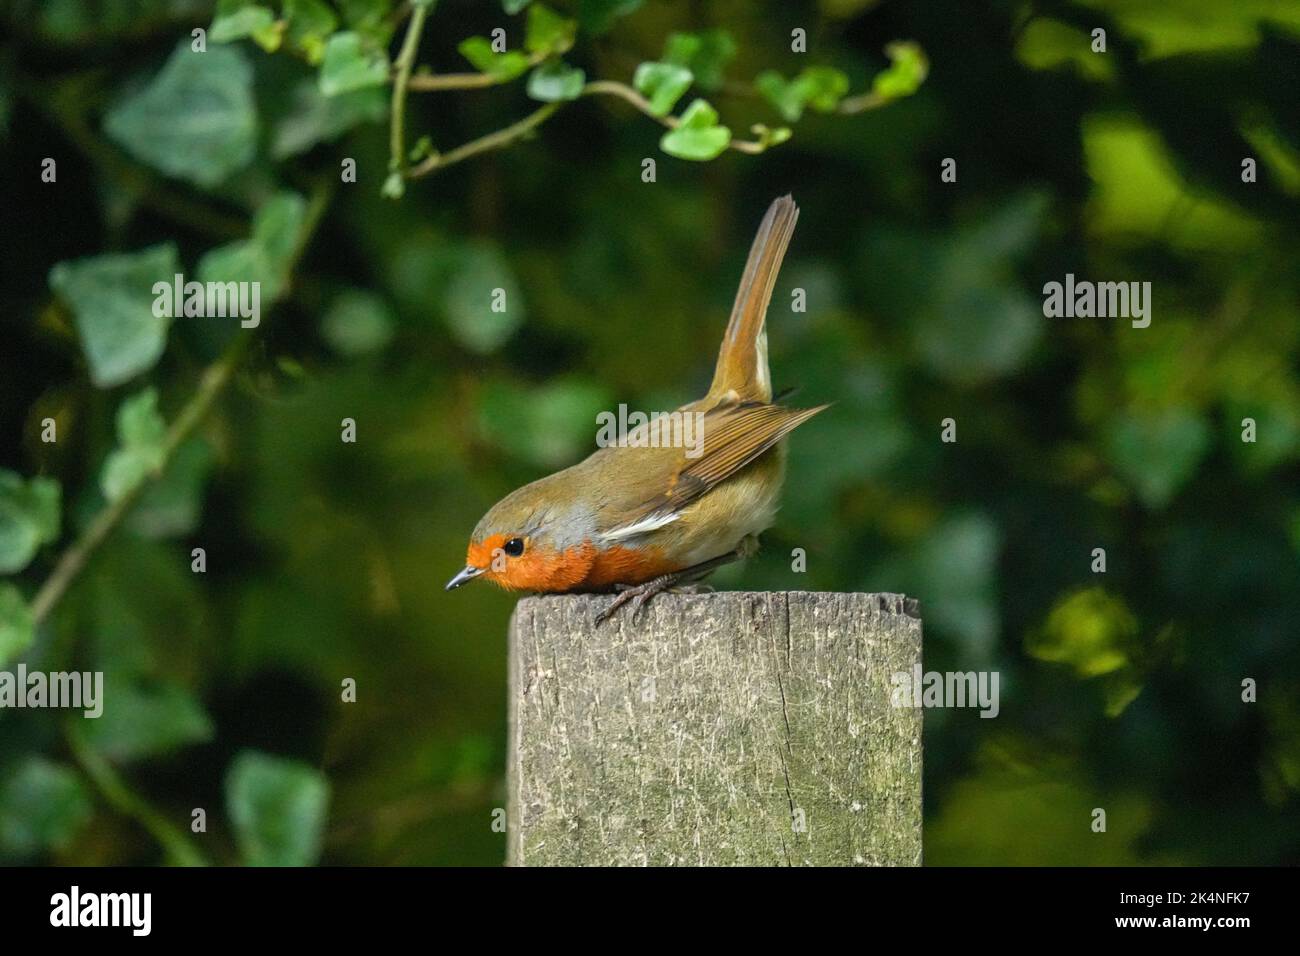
706;195;799;405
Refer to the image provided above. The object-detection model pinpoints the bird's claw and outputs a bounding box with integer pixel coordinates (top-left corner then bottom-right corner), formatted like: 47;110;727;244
594;579;669;626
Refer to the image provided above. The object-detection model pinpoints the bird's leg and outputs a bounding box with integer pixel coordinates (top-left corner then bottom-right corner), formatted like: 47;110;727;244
594;544;748;626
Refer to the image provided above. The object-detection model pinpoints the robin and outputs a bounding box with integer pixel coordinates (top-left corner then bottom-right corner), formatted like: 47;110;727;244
446;195;826;623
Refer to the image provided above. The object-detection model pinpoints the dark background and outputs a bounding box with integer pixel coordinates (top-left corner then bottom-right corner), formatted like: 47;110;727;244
1;0;1298;865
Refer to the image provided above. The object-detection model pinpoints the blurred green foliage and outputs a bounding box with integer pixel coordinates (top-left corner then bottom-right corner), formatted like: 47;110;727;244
0;0;1298;866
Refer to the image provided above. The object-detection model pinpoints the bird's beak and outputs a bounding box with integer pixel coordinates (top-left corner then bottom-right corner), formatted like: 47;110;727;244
445;565;486;591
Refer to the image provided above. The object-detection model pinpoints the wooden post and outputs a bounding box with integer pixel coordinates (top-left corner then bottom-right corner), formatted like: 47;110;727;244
506;591;922;866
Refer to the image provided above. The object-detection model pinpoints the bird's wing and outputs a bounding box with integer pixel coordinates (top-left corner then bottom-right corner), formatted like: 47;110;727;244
601;401;827;541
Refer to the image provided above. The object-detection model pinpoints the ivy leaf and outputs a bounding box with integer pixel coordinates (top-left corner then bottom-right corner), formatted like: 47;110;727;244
0;471;60;575
127;439;214;539
660;98;731;161
209;0;281;52
319;31;390;96
750;123;792;150
0;758;92;860
320;289;396;356
0;585;35;666
226;751;330;866
101;389;168;504
443;243;524;354
336;0;393;45
756;66;850;122
284;0;339;65
457;36;531;79
527;60;586;102
271;81;387;159
104;43;257;188
478;377;612;468
633;62;693;116
800;66;851;112
663;29;736;91
578;0;643;35
198;192;307;303
525;3;576;54
1026;588;1136;678
1105;408;1211;508
81;679;214;762
49;243;179;388
871;41;929;100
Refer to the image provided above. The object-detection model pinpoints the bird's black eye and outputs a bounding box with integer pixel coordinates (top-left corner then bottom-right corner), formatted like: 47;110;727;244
503;537;525;557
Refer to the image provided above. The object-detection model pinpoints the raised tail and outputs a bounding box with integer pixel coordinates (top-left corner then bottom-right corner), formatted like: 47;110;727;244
705;195;799;405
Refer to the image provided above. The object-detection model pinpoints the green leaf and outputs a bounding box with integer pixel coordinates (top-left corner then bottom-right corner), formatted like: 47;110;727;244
272;81;387;159
226;751;330;866
49;243;178;388
82;679;214;762
525;3;576;54
799;66;851;112
0;758;92;860
504;0;532;11
527;60;586;102
0;585;35;666
104;42;257;188
321;289;396;356
756;66;850;122
198;192;307;303
750;123;792;149
479;377;612;468
284;0;339;65
127;439;214;539
1026;588;1136;678
633;62;693;116
871;41;929;100
659;98;730;161
101;388;167;504
663;29;736;91
0;471;60;575
578;0;642;35
319;31;390;96
336;0;391;43
442;242;524;354
209;1;275;45
457;36;530;79
1106;408;1211;508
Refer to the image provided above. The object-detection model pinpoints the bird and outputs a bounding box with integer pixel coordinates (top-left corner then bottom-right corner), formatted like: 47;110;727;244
445;195;826;624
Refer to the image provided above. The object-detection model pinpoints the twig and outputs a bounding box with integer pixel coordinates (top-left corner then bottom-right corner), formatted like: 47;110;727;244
388;0;432;180
67;721;209;867
837;91;888;114
580;80;767;153
406;101;561;178
29;336;249;625
405;78;778;181
406;49;550;92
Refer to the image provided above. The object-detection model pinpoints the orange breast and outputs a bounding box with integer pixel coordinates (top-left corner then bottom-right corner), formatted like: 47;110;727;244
470;536;680;593
581;544;680;590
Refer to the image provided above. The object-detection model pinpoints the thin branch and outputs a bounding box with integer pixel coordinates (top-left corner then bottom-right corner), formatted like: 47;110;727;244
30;336;248;625
406;49;550;92
388;0;432;180
837;91;889;114
579;81;767;153
406;101;561;179
405;79;779;181
67;721;209;867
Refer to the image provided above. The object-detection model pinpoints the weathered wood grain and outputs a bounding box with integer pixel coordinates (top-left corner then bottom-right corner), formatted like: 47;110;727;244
507;591;922;866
